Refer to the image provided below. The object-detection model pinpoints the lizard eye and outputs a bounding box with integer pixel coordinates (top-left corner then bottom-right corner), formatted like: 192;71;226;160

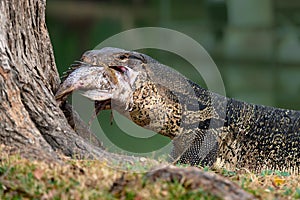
128;55;146;63
109;65;128;74
118;53;146;63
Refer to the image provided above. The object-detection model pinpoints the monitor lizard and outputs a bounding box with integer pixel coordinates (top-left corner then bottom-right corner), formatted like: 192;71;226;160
55;47;300;173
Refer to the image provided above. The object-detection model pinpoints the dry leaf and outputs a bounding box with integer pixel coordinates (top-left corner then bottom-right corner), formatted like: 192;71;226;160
33;168;44;180
273;176;285;186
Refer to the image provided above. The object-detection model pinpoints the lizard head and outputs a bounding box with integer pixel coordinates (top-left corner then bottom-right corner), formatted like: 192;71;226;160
55;47;147;117
55;47;185;137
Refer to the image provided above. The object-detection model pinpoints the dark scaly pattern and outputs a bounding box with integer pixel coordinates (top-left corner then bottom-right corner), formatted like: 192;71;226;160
174;79;300;173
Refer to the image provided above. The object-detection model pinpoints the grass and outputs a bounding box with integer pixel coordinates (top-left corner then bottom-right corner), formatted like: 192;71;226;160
1;150;300;200
217;168;300;199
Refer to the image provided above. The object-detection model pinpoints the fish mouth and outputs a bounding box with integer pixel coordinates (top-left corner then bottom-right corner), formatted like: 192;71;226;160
55;84;77;102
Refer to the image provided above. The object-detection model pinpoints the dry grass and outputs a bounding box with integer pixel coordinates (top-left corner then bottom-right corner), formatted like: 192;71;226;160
0;150;219;200
0;148;300;200
213;168;300;199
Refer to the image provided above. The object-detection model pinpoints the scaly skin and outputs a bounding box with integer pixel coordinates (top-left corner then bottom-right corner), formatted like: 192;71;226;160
55;47;300;173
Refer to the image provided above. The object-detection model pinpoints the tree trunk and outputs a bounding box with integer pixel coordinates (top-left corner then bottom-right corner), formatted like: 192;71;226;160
0;0;142;165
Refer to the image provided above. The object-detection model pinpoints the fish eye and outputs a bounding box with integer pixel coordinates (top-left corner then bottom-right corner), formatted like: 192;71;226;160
119;53;146;63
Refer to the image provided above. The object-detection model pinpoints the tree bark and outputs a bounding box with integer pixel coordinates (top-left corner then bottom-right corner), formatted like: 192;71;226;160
0;0;143;165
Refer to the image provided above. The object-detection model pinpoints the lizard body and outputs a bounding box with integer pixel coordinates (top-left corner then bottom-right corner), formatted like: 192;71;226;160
55;47;300;173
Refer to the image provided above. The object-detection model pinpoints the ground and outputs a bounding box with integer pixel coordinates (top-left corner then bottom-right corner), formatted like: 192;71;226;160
0;145;300;200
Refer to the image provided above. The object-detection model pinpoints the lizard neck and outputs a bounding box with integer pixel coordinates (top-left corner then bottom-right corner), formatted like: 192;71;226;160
129;81;183;138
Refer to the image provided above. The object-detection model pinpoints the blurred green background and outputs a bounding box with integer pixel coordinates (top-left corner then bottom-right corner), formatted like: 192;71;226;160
46;0;300;156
